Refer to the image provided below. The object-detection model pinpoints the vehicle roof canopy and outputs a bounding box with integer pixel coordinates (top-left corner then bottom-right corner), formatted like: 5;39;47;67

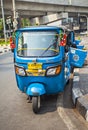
16;25;69;32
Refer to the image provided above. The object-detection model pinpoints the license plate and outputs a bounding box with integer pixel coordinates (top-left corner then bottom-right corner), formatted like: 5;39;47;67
28;63;42;70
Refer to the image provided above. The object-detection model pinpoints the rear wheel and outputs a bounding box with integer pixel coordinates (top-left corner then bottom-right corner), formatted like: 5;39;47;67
32;96;40;113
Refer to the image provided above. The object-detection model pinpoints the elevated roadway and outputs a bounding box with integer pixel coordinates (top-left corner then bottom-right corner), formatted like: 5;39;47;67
0;0;88;18
0;0;88;29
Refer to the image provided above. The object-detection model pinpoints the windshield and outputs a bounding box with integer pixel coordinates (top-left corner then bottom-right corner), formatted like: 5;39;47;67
17;31;60;57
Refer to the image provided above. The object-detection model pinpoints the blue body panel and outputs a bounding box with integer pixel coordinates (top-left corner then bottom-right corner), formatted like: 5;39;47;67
70;47;87;67
26;83;46;96
16;70;65;95
75;40;81;45
15;48;65;95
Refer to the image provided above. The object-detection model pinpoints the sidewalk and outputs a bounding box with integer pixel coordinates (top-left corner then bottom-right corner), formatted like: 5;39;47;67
72;55;88;121
72;35;88;121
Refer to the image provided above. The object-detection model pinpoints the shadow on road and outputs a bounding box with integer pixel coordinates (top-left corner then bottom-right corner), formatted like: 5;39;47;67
38;94;58;114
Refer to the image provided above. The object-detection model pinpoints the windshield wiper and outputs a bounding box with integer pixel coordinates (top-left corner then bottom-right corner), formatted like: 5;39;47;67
41;42;57;56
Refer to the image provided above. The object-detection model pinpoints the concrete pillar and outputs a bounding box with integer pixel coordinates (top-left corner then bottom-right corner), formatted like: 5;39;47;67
30;17;40;25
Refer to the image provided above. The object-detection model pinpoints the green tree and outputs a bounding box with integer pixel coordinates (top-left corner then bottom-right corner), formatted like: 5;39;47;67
0;19;4;38
21;18;31;27
0;19;3;30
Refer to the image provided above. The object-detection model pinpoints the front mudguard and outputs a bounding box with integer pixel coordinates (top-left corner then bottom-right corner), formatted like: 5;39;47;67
26;83;46;96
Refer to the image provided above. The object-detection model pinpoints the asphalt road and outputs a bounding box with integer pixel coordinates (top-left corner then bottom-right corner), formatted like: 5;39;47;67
0;52;88;130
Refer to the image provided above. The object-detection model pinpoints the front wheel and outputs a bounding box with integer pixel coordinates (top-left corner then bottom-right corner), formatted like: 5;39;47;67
32;96;40;113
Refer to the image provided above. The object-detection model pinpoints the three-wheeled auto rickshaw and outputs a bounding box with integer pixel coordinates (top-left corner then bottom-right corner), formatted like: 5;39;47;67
10;26;87;113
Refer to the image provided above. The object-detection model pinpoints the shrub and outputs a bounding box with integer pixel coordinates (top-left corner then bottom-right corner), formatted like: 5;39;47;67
0;39;9;46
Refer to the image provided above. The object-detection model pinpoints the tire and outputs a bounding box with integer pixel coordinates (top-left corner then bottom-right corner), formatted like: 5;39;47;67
32;96;40;113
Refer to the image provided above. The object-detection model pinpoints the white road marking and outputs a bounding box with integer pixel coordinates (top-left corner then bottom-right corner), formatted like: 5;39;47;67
57;94;78;130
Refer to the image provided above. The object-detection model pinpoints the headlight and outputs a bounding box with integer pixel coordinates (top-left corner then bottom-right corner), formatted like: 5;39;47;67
15;65;26;76
46;65;61;76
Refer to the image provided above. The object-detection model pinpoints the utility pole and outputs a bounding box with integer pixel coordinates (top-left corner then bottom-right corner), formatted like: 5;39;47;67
1;0;7;42
79;15;88;35
12;0;17;30
87;17;88;35
12;0;16;20
69;0;72;5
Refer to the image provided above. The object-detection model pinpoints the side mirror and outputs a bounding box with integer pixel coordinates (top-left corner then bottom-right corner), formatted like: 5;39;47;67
10;36;16;52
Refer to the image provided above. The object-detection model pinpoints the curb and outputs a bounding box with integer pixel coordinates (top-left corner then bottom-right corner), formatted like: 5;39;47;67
72;68;82;104
72;66;88;121
76;94;88;121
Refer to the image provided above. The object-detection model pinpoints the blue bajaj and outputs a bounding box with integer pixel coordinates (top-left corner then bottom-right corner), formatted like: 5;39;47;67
11;26;87;113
